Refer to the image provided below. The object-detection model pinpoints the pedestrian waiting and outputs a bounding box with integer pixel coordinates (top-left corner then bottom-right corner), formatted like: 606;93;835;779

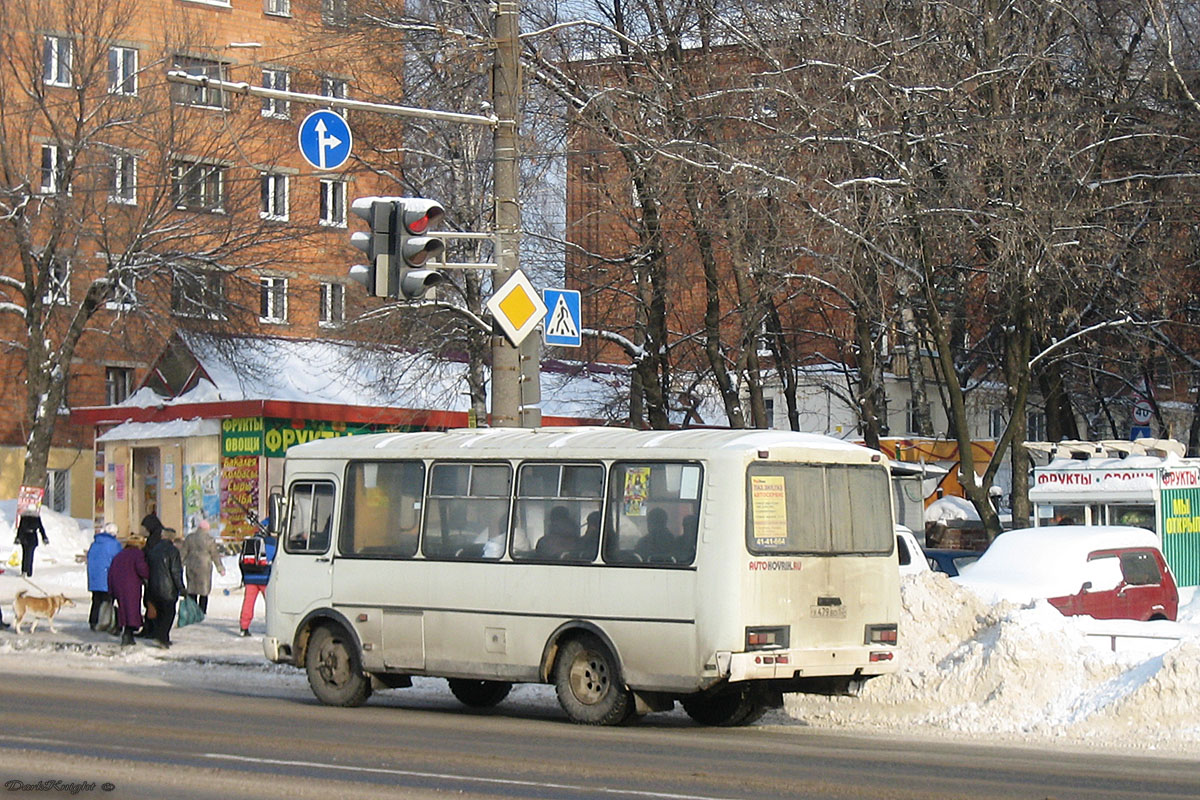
86;522;122;631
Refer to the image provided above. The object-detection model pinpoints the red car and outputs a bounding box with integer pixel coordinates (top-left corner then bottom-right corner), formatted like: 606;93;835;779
953;526;1178;622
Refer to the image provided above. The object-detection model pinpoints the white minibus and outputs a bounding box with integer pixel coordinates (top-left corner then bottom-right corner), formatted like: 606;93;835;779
263;427;900;725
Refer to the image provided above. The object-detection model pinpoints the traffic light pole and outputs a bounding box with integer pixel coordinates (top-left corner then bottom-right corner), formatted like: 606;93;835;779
168;6;538;428
490;0;527;428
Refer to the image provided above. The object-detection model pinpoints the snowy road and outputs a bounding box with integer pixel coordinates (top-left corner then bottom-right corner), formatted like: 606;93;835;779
3;668;1200;800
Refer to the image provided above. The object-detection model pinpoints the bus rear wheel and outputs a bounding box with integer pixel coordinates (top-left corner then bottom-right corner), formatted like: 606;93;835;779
448;678;512;708
306;624;372;707
682;684;767;726
553;633;634;725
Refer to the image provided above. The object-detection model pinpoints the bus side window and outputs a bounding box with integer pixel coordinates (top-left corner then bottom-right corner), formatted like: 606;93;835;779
341;461;423;558
603;462;702;566
286;481;335;555
423;462;511;561
512;462;603;563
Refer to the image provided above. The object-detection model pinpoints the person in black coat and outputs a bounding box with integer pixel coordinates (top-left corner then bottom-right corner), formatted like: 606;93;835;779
14;513;48;577
142;513;186;648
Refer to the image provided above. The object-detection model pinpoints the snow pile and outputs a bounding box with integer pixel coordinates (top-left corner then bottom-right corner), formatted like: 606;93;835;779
784;571;1200;749
924;495;980;523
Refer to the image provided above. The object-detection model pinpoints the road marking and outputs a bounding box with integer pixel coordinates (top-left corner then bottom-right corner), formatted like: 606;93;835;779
202;752;744;800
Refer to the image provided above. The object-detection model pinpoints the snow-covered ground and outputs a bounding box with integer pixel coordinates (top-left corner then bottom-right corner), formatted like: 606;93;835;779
2;501;1199;756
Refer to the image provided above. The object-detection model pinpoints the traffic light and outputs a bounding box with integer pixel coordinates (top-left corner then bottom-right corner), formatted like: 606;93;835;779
395;199;446;299
348;196;395;298
348;197;446;300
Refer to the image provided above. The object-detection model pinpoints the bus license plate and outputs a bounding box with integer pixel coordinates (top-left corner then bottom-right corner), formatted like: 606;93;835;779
810;605;847;619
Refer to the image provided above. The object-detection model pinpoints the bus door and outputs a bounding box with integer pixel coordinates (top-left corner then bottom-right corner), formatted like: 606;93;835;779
275;479;337;616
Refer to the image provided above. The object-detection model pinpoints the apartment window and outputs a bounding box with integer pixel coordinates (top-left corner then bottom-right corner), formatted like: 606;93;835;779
319;282;344;326
173;160;225;212
44;258;70;305
905;399;931;435
46;469;69;514
989;407;1006;439
1027;410;1047;442
171;269;224;318
172;56;227;108
320;75;348;116
105;366;134;405
260;173;289;221
43;36;72;87
1153;356;1173;390
108;46;138;95
40;144;66;194
105;274;137;310
110;151;136;204
259;276;288;323
264;0;291;15
322;0;348;26
261;69;290;118
319;178;346;227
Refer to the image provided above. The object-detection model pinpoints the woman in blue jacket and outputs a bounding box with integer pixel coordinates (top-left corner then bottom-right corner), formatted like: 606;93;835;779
86;523;123;631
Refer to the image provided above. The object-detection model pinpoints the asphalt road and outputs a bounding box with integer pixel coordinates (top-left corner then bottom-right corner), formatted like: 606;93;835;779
0;670;1197;800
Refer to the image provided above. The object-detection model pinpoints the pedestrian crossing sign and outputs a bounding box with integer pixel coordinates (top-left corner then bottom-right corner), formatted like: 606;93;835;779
542;288;582;347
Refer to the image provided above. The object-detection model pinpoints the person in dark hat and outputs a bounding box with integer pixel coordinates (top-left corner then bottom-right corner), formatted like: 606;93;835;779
143;526;186;648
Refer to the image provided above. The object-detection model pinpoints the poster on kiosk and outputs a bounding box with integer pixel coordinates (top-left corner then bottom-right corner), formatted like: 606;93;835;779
1029;441;1200;586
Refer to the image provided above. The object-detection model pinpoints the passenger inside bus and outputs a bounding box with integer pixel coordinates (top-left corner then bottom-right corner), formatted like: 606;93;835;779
636;508;679;562
535;506;579;559
580;511;601;552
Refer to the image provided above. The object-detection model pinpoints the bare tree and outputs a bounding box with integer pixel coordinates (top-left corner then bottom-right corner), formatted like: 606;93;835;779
0;0;309;489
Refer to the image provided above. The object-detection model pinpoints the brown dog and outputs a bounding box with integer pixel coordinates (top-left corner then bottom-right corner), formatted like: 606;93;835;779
13;590;76;634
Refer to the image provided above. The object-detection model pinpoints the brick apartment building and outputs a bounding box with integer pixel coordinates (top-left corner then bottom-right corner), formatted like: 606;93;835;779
0;0;389;521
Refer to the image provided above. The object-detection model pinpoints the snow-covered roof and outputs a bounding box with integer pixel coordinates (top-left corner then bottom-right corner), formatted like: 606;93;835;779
103;334;633;424
284;425;878;462
96;418;221;442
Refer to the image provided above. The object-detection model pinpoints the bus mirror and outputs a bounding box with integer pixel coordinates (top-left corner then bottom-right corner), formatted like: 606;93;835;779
268;492;285;535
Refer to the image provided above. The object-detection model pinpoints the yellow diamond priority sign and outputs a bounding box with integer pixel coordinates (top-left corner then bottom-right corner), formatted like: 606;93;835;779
486;269;547;346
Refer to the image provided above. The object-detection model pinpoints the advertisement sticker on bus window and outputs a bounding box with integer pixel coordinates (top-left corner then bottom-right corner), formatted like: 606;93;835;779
680;466;700;500
623;467;650;516
750;475;788;547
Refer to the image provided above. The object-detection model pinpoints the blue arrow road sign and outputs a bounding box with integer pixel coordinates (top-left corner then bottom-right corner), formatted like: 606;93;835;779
543;288;582;347
298;110;352;171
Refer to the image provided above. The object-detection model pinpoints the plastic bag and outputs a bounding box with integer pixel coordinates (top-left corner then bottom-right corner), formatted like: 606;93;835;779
96;599;116;632
5;549;19;568
177;595;204;628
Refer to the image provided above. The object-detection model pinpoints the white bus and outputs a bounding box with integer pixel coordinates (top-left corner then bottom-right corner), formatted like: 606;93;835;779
263;427;901;726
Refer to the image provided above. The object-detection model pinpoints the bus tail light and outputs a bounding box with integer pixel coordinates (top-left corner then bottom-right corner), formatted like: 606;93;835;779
745;626;790;651
865;624;897;645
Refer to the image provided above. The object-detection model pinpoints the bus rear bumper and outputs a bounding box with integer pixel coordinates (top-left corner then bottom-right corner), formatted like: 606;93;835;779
727;646;898;683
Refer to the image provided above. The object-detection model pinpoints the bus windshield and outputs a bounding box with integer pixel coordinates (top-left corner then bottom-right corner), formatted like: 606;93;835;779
745;463;892;555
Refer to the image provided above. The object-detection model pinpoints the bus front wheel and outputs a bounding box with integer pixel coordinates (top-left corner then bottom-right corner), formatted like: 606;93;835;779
682;684;767;726
448;678;512;708
305;624;372;707
553;634;634;725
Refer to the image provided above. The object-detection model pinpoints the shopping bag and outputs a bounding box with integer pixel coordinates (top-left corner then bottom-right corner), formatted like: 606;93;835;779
177;595;204;628
96;599;115;632
5;549;19;568
144;599;157;620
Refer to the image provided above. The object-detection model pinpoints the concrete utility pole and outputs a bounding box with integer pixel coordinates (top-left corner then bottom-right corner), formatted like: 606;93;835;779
490;0;527;428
